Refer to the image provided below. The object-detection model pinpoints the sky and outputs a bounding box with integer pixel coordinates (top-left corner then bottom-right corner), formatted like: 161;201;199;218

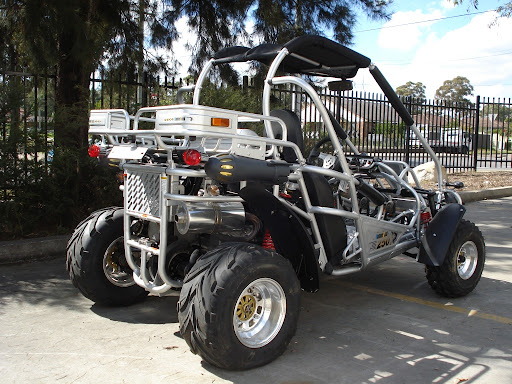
349;0;512;100
166;0;512;101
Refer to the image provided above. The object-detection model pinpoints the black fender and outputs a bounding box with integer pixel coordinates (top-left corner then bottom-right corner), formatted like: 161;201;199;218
239;184;320;292
418;203;466;266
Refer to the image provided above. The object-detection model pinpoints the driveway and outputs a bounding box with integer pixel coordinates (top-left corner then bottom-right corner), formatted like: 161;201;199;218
1;198;511;383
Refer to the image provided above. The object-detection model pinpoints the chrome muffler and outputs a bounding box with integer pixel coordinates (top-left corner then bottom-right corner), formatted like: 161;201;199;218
174;202;246;235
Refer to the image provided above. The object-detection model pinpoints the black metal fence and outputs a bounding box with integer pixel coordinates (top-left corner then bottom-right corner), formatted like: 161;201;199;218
1;70;55;201
273;87;512;172
89;70;189;114
0;70;187;201
1;70;511;201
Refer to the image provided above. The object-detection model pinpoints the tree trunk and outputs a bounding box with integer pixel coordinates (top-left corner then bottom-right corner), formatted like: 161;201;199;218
55;27;91;150
52;31;93;226
54;38;91;151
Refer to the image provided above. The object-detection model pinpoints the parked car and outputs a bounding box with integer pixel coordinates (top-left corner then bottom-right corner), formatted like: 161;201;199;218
442;128;472;153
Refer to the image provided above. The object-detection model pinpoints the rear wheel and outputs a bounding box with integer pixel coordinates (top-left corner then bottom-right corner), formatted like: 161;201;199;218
66;207;148;306
426;219;485;298
178;242;300;370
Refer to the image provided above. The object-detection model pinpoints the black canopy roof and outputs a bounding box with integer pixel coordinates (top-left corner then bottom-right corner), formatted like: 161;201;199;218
213;35;371;79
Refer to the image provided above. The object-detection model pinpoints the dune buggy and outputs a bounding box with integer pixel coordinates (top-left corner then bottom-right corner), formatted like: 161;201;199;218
67;35;485;370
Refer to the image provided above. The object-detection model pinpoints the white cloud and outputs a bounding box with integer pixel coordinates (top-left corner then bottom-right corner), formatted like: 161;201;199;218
408;11;512;98
439;0;456;10
356;11;512;100
148;16;196;78
150;17;256;79
377;9;444;51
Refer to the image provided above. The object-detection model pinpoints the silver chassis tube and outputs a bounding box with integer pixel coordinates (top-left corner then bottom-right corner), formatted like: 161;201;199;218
120;130;301;294
371;161;426;242
122;164;183;295
368;63;459;201
262;49;290;134
177;85;195;104
406;120;463;204
376;162;424;229
193;59;214;105
262;49;361;154
381;160;422;188
266;75;424;273
408;122;447;189
268;75;364;271
129;104;289;158
192;58;286;146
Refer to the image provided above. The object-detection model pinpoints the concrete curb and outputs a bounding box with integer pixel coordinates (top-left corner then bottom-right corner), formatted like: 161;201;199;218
1;187;512;265
458;186;512;203
0;234;70;265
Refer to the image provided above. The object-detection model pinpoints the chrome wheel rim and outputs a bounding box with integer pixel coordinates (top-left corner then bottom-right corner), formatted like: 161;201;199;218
233;278;286;348
103;237;134;287
457;241;478;280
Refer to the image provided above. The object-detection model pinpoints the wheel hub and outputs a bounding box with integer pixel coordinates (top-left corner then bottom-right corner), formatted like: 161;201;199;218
233;278;286;349
102;237;135;287
237;295;257;321
457;241;478;280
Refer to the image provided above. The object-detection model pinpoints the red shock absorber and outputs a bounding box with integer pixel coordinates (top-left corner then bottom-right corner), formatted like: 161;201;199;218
262;229;275;251
420;211;432;226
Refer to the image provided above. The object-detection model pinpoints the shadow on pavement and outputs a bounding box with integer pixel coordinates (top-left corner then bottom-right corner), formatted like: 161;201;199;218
0;257;87;311
91;295;179;324
198;275;511;384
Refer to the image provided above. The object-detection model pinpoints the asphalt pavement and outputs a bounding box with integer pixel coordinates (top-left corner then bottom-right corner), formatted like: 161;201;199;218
1;197;511;384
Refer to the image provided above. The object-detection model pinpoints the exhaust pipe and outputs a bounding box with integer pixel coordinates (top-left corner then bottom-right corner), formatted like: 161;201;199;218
174;202;246;235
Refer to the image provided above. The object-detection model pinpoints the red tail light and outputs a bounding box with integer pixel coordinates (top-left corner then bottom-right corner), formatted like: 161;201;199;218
88;144;101;158
183;149;201;166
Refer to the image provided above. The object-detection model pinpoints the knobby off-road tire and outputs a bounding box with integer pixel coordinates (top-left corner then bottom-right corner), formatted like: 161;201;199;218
178;242;301;370
66;207;148;306
426;219;485;298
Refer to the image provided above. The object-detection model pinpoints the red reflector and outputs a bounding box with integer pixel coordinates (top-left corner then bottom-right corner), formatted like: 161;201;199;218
88;144;101;158
183;149;201;166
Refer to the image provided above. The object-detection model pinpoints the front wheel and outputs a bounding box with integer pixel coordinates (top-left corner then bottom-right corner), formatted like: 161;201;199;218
66;207;149;306
178;243;301;370
426;219;485;298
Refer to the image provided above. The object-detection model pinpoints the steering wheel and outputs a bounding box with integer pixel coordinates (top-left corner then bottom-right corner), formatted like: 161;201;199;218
307;137;339;170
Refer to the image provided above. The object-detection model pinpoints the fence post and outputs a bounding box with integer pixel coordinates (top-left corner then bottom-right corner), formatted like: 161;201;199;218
473;95;480;171
91;71;96;109
404;96;411;165
142;71;148;107
336;90;342;126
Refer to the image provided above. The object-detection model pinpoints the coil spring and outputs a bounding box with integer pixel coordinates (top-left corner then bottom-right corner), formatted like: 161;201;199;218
262;229;275;251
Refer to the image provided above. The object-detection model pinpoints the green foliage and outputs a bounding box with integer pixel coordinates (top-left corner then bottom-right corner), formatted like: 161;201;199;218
373;122;406;137
0;152;122;240
397;81;427;115
481;104;512;122
451;1;512;18
253;0;391;44
396;81;426;99
196;81;262;113
1;0;393;239
435;76;474;106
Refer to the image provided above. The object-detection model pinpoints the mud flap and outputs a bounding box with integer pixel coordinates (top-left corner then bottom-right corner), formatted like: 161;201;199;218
239;184;320;292
418;203;466;266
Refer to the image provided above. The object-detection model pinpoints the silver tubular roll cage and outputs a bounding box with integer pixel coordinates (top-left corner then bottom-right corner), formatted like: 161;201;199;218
92;37;461;293
189;45;458;273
